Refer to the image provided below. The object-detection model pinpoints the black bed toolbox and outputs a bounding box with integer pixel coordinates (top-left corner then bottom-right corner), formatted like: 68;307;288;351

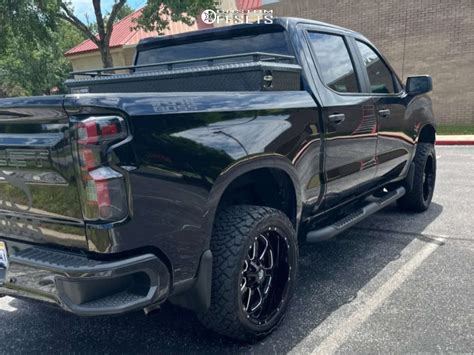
65;61;302;94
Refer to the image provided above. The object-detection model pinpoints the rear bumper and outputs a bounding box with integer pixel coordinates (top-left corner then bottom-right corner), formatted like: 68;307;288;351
0;241;170;316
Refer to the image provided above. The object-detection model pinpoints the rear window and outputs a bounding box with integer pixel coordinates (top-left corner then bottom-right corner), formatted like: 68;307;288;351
135;26;294;69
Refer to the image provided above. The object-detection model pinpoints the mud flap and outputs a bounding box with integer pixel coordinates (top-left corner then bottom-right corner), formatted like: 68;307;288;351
169;250;213;313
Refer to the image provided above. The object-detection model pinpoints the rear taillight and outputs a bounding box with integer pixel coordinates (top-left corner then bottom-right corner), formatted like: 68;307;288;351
73;116;128;221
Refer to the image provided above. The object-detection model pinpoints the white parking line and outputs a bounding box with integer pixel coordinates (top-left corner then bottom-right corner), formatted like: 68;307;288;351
0;296;17;312
290;235;445;355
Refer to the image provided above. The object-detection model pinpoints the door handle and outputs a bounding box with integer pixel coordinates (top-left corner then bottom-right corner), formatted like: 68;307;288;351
378;108;391;117
328;113;346;125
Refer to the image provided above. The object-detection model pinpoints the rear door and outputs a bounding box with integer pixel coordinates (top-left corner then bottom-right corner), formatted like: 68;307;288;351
0;97;87;250
351;39;411;181
302;29;378;209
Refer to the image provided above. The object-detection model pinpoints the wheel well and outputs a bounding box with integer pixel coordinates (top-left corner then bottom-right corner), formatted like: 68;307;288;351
418;124;436;145
216;168;297;226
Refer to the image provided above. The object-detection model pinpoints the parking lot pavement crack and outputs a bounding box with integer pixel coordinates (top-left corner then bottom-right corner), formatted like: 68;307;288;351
352;227;447;244
355;226;473;243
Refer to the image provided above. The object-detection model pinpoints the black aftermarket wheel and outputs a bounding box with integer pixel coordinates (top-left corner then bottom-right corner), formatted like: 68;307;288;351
398;142;436;212
198;205;298;342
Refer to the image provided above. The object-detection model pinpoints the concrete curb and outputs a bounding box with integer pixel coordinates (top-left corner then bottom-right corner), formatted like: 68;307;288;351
436;135;474;146
436;140;474;146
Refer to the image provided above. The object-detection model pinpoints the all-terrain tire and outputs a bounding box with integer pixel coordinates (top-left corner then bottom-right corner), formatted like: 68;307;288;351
397;143;436;212
198;205;298;342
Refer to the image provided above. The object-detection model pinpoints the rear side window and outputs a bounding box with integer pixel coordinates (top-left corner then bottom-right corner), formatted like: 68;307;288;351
356;41;399;94
307;32;360;93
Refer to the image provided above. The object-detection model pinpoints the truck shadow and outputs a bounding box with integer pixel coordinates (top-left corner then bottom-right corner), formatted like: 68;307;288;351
1;202;443;354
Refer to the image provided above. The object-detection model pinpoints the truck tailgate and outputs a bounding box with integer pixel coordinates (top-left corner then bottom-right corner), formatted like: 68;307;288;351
0;96;87;250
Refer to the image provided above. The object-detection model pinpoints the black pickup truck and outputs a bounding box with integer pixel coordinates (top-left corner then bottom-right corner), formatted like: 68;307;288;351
0;18;436;341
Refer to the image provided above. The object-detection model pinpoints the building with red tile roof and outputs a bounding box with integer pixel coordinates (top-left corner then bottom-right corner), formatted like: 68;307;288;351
236;0;262;10
65;8;211;71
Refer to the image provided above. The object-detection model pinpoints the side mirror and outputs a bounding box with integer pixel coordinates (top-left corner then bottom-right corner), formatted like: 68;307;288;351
406;75;432;95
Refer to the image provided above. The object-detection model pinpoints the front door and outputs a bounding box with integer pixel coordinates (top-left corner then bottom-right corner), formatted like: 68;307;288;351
353;40;411;181
305;31;378;209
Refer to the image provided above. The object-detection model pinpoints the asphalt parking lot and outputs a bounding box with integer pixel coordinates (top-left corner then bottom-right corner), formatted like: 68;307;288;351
1;146;473;354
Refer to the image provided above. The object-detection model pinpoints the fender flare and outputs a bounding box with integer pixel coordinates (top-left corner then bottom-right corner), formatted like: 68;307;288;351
203;154;303;247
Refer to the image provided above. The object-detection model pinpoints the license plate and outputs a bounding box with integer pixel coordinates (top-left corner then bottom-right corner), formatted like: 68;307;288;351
0;241;8;269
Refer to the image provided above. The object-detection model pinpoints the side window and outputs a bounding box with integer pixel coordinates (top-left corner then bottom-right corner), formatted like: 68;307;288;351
356;41;399;94
307;32;360;93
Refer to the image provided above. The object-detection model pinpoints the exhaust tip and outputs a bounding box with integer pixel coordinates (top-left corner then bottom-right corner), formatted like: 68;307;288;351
144;303;161;316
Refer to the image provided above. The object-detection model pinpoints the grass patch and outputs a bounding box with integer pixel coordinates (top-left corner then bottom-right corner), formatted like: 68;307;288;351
437;125;474;135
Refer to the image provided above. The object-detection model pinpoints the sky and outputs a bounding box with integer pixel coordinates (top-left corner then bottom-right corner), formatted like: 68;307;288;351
69;0;146;23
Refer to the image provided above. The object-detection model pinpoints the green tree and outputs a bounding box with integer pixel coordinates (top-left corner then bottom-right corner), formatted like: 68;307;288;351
0;0;58;53
87;3;134;34
56;0;128;68
0;1;85;97
57;0;218;68
136;0;217;33
0;0;219;96
0;20;85;96
112;3;134;22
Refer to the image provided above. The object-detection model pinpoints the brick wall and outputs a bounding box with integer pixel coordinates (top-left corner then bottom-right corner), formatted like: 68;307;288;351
264;0;474;125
